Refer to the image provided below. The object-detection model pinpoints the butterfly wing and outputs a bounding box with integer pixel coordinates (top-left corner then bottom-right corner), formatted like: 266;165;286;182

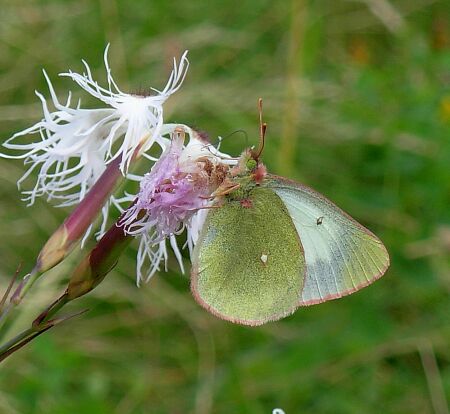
191;187;306;326
265;175;390;305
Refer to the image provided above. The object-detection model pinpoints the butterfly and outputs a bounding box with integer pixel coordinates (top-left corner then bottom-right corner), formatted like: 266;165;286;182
191;100;390;326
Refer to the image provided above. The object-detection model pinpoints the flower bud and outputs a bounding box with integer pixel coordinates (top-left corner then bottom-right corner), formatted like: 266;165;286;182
36;156;123;274
66;210;133;300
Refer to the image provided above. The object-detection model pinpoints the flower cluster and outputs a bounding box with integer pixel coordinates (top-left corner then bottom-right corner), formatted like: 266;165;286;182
1;46;237;286
0;46;239;361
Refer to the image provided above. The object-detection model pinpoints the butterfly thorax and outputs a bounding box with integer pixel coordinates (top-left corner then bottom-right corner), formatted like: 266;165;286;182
226;175;257;201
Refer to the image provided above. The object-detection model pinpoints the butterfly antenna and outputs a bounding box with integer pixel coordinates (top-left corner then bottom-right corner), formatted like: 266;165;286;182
218;130;249;147
254;98;267;160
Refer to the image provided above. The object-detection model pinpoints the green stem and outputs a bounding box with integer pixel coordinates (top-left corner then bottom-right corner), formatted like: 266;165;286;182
0;303;13;334
0;292;69;360
15;268;41;304
0;326;53;363
0;327;35;356
0;268;41;339
32;293;69;327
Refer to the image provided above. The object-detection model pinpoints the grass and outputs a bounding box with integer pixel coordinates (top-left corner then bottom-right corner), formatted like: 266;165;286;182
0;0;449;413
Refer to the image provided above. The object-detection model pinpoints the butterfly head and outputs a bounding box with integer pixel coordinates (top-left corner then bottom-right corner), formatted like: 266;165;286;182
234;148;267;183
209;99;268;201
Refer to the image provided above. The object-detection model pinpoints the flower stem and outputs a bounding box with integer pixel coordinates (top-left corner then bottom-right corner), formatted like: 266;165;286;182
13;268;40;304
0;303;13;335
32;292;69;327
0;326;54;363
0;299;84;363
0;327;35;356
0;268;41;338
0;265;21;312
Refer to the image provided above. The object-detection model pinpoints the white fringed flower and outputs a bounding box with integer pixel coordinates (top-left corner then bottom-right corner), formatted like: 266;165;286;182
119;126;236;285
1;45;189;206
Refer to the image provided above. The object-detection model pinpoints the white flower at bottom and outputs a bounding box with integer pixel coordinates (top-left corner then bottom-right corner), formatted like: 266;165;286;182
120;126;235;284
1;45;188;206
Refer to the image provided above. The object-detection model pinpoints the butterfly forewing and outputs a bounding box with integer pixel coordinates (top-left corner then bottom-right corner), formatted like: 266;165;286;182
265;175;390;305
191;187;306;326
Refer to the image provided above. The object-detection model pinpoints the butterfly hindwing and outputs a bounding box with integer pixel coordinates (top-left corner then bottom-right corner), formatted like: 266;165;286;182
191;187;306;326
264;175;390;305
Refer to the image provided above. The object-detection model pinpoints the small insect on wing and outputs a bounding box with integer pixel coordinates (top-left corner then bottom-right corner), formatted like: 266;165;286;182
265;175;390;305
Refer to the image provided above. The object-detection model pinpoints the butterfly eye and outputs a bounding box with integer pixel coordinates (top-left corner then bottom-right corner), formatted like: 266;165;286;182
246;158;257;171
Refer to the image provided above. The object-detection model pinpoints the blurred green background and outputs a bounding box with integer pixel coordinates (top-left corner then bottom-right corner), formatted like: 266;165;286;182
0;0;449;413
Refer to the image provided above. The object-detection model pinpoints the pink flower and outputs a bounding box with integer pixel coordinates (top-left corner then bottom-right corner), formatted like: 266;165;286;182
122;132;209;238
120;127;235;284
